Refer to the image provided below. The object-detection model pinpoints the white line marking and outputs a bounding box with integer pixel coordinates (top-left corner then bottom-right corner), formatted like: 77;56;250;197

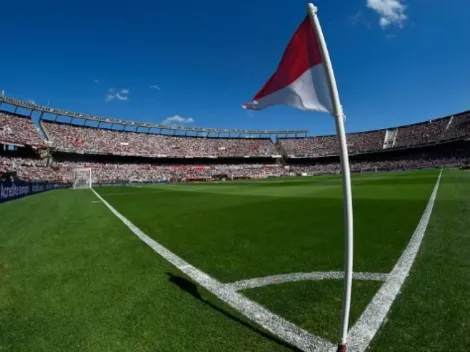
97;190;166;197
348;170;443;352
227;272;388;292
91;188;335;352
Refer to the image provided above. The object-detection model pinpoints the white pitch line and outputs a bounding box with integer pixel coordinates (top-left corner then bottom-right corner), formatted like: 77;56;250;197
97;189;167;197
91;188;335;352
347;170;443;352
227;272;388;292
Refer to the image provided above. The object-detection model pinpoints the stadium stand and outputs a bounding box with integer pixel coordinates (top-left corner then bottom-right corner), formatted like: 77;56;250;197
444;111;470;141
279;112;470;157
0;155;54;182
57;162;284;184
0;112;45;147
42;121;278;158
279;129;386;157
0;97;469;184
2;145;469;184
0;155;286;184
393;119;449;148
288;149;470;175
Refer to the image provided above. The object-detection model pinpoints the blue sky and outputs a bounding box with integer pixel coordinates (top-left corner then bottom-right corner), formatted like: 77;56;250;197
1;0;469;136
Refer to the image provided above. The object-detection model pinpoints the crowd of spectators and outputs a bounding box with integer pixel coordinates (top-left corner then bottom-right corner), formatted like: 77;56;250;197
0;112;45;147
347;130;386;154
1;155;286;184
289;151;469;175
279;136;338;158
393;119;449;148
443;112;470;141
279;129;387;158
2;146;468;184
3;109;469;160
0;156;55;182
42;121;278;158
59;162;284;184
279;112;470;157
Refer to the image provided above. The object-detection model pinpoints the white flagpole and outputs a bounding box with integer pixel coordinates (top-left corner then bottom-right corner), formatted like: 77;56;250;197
307;4;354;352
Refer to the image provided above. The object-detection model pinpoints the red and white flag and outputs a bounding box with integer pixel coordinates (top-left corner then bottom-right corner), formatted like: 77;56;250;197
243;15;333;114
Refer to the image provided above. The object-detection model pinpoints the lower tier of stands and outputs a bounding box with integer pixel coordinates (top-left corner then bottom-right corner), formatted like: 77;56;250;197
1;142;468;184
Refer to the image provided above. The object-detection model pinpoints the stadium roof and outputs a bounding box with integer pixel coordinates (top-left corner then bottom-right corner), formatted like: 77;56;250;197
0;95;308;136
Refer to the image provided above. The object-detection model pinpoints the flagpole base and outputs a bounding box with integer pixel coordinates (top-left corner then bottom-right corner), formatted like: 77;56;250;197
337;343;347;352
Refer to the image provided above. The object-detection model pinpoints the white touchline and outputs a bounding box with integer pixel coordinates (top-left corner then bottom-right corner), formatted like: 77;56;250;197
226;272;388;292
347;170;443;352
91;188;335;352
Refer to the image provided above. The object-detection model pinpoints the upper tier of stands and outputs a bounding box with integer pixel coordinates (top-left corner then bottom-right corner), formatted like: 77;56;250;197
279;111;470;157
0;112;45;147
0;108;469;158
41;121;278;158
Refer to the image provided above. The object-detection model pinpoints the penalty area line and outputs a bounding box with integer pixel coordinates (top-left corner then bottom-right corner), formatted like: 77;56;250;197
90;188;335;352
347;169;443;352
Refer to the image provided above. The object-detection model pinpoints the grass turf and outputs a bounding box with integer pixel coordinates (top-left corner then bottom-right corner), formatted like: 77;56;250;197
368;169;470;351
0;190;295;351
98;171;437;282
1;169;469;351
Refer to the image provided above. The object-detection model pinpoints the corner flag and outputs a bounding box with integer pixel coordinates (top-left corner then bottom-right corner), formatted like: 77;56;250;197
243;4;354;352
243;15;333;114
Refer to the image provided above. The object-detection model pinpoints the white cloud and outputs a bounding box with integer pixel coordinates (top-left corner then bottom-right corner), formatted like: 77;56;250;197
105;88;130;102
162;115;194;125
149;84;160;90
380;17;391;27
367;0;407;28
94;79;100;83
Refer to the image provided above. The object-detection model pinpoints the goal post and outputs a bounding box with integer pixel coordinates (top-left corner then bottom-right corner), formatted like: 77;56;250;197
72;168;92;189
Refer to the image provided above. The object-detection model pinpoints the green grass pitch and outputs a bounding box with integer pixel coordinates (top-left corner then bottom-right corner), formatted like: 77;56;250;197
1;169;469;351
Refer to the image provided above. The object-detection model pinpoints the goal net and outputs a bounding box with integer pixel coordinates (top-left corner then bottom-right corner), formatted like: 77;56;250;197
72;168;92;189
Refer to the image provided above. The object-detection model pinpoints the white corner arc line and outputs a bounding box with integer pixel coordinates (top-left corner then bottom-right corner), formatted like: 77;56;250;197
91;188;335;352
227;272;388;292
347;170;443;352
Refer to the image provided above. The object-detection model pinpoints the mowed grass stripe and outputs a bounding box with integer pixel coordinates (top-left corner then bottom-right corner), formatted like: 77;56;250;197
0;189;297;352
369;169;470;352
97;170;438;282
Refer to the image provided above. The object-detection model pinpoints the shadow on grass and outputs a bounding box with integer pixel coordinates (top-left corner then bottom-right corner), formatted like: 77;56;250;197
166;273;302;352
